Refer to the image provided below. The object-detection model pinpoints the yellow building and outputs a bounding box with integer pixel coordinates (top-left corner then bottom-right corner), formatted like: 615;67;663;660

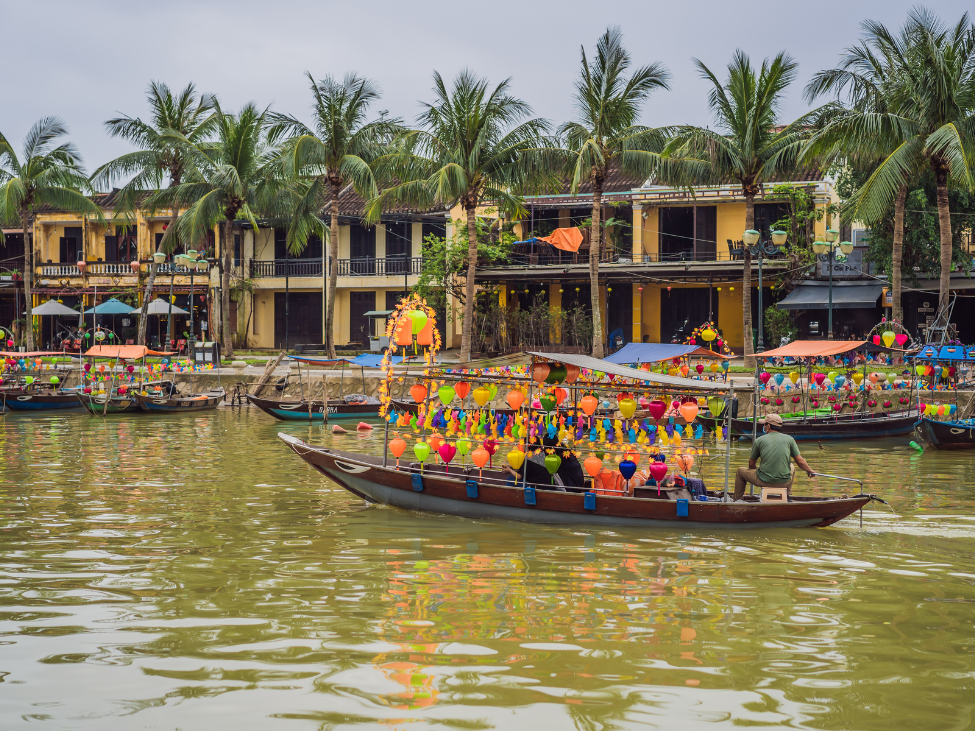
235;190;451;350
475;170;839;352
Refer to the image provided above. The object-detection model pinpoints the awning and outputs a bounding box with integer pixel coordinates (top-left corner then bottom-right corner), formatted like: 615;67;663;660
362;310;394;318
289;353;386;368
914;344;975;361
776;281;884;310
526;351;730;391
757;340;865;358
605;343;732;364
83;345;173;358
0;351;70;357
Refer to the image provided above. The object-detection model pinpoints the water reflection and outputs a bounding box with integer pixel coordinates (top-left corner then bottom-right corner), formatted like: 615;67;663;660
1;408;973;729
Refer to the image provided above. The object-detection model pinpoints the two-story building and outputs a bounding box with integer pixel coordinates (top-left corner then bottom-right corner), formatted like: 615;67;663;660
474;169;842;352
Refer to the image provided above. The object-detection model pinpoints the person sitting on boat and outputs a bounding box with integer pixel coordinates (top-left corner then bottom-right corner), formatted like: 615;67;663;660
504;434;586;491
734;414;815;501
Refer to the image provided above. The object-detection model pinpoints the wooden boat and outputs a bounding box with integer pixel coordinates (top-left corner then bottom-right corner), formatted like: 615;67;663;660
1;389;84;412
914;416;975;449
133;387;226;413
699;409;919;440
248;393;381;421
77;381;178;415
279;434;874;529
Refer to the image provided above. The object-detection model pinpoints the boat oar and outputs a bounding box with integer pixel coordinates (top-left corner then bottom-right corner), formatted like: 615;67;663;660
810;472;863;492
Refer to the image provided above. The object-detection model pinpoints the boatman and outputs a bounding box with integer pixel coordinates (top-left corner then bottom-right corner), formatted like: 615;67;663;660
734;413;815;501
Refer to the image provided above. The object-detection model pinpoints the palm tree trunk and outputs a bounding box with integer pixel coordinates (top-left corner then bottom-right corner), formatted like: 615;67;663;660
21;211;34;351
136;210;177;345
325;182;340;359
221;219;234;359
459;205;479;361
589;179;605;359
935;165;952;309
891;185;907;323
742;194;755;367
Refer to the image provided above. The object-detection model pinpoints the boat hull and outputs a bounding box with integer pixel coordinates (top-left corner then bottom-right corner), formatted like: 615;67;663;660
133;390;226;413
700;411;917;440
249;395;380;420
279;435;871;529
915;417;975;449
77;394;142;415
1;392;84;411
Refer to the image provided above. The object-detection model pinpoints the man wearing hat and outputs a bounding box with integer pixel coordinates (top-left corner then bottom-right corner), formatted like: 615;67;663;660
734;413;815;500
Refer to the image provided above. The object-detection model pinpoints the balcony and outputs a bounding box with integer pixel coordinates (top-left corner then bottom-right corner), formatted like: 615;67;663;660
156;262;210;275
41;264;82;277
248;257;423;279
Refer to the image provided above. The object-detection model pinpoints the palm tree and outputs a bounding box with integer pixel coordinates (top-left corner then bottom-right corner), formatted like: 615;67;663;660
560;26;670;358
366;70;556;361
92;82;216;345
152;102;286;359
0;118;103;350
268;72;400;358
807;8;975;314
663;51;810;362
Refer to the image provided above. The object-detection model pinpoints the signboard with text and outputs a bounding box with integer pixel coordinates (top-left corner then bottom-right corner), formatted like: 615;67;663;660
815;246;876;279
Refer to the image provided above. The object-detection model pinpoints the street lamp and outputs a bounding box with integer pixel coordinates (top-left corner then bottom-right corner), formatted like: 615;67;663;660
742;228;787;353
812;228;854;339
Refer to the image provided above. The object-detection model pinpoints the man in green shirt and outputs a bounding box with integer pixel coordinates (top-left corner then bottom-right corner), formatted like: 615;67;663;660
734;414;815;500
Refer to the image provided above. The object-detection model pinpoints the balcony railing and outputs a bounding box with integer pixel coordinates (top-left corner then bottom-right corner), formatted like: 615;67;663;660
88;262;135;275
248;257;423;278
336;257;423;277
155;262;210;275
41;264;81;276
250;259;324;278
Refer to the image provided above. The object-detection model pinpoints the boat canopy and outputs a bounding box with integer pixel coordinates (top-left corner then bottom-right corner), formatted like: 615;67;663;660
83;345;173;358
757;340;865;358
289;353;385;368
526;351;730;391
604;342;732;365
912;344;975;361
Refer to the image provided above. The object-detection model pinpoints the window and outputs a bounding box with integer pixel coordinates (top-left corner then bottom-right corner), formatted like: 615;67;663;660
107;226;138;262
349;291;376;347
421;222;446;245
754;203;790;239
349;225;376;259
60;227;83;263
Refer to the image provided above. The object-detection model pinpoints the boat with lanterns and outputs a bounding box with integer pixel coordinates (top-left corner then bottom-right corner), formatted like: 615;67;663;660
75;343;177;415
911;343;975;449
1;350;83;412
699;337;919;440
279;295;878;529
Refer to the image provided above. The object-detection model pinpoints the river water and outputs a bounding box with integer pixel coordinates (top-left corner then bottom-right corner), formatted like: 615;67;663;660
1;407;973;730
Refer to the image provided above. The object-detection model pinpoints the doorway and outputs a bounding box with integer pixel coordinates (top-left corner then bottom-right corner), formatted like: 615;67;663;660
348;291;376;348
274;292;323;349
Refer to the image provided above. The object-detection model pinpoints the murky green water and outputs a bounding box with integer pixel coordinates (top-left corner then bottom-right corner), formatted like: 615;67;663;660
1;407;974;730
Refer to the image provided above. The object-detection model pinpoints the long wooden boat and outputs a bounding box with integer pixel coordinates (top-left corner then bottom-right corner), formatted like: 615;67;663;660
77;382;179;416
914;416;975;449
249;393;381;421
1;389;84;412
278;433;874;529
699;409;918;440
133;388;226;413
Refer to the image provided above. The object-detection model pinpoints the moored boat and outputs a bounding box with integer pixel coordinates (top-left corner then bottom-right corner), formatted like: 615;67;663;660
915;416;975;449
249;393;381;420
2;389;84;412
133;388;226;413
77;381;179;415
699;409;918;440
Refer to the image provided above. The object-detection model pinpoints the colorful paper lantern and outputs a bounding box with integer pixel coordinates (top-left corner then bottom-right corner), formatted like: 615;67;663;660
507;449;526;470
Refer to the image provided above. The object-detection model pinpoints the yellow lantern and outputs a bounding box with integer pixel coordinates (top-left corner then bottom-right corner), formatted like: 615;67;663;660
507;449;526;470
472;386;491;406
882;331;896;348
789;371;799;384
619;398;637;419
701;328;716;342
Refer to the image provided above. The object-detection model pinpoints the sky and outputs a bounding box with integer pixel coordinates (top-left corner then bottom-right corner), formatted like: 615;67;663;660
3;0;970;184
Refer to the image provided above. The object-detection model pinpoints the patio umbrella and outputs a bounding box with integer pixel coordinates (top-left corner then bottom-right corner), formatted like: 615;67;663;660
31;300;81;316
129;298;189;347
129;298;189;316
85;297;136;337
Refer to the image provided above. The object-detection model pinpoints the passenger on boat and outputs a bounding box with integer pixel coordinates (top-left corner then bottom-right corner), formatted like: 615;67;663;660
503;434;586;491
734;413;815;501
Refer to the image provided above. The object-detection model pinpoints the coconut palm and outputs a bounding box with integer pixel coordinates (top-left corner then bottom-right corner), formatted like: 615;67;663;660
560;26;670;358
663;51;811;363
92;82;216;345
366;70;557;361
0;118;102;350
268;72;401;358
806;8;975;313
151;101;287;359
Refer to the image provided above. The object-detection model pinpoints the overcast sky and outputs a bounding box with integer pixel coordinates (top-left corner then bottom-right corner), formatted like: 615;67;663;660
4;0;969;183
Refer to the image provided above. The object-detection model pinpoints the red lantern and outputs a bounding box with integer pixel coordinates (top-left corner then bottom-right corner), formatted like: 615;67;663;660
129;260;140;273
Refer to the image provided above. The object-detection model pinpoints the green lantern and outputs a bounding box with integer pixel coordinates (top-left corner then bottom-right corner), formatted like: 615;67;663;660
413;441;431;463
408;309;428;335
438;385;456;404
545;364;567;384
539;396;556;412
50;376;59;385
544;453;562;476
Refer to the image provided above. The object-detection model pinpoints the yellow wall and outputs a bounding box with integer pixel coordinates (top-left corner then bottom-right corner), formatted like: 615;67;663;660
716;284;744;349
641;285;661;342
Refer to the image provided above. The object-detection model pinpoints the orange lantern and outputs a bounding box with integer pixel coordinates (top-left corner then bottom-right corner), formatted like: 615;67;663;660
455;381;471;400
416;317;435;346
506;389;525;410
679;402;699;423
680;365;690;377
471;447;490;476
564;364;580;384
531;362;551;384
410;383;428;403
389;437;407;466
584;455;603;478
580;394;598;416
554;387;568;405
427;432;443;455
394;316;413;346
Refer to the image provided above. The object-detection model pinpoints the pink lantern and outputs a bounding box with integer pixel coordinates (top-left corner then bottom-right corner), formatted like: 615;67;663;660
814;373;826;386
895;333;909;347
759;372;772;385
649;462;668;483
76;261;87;272
129;260;140;273
648;400;666;421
